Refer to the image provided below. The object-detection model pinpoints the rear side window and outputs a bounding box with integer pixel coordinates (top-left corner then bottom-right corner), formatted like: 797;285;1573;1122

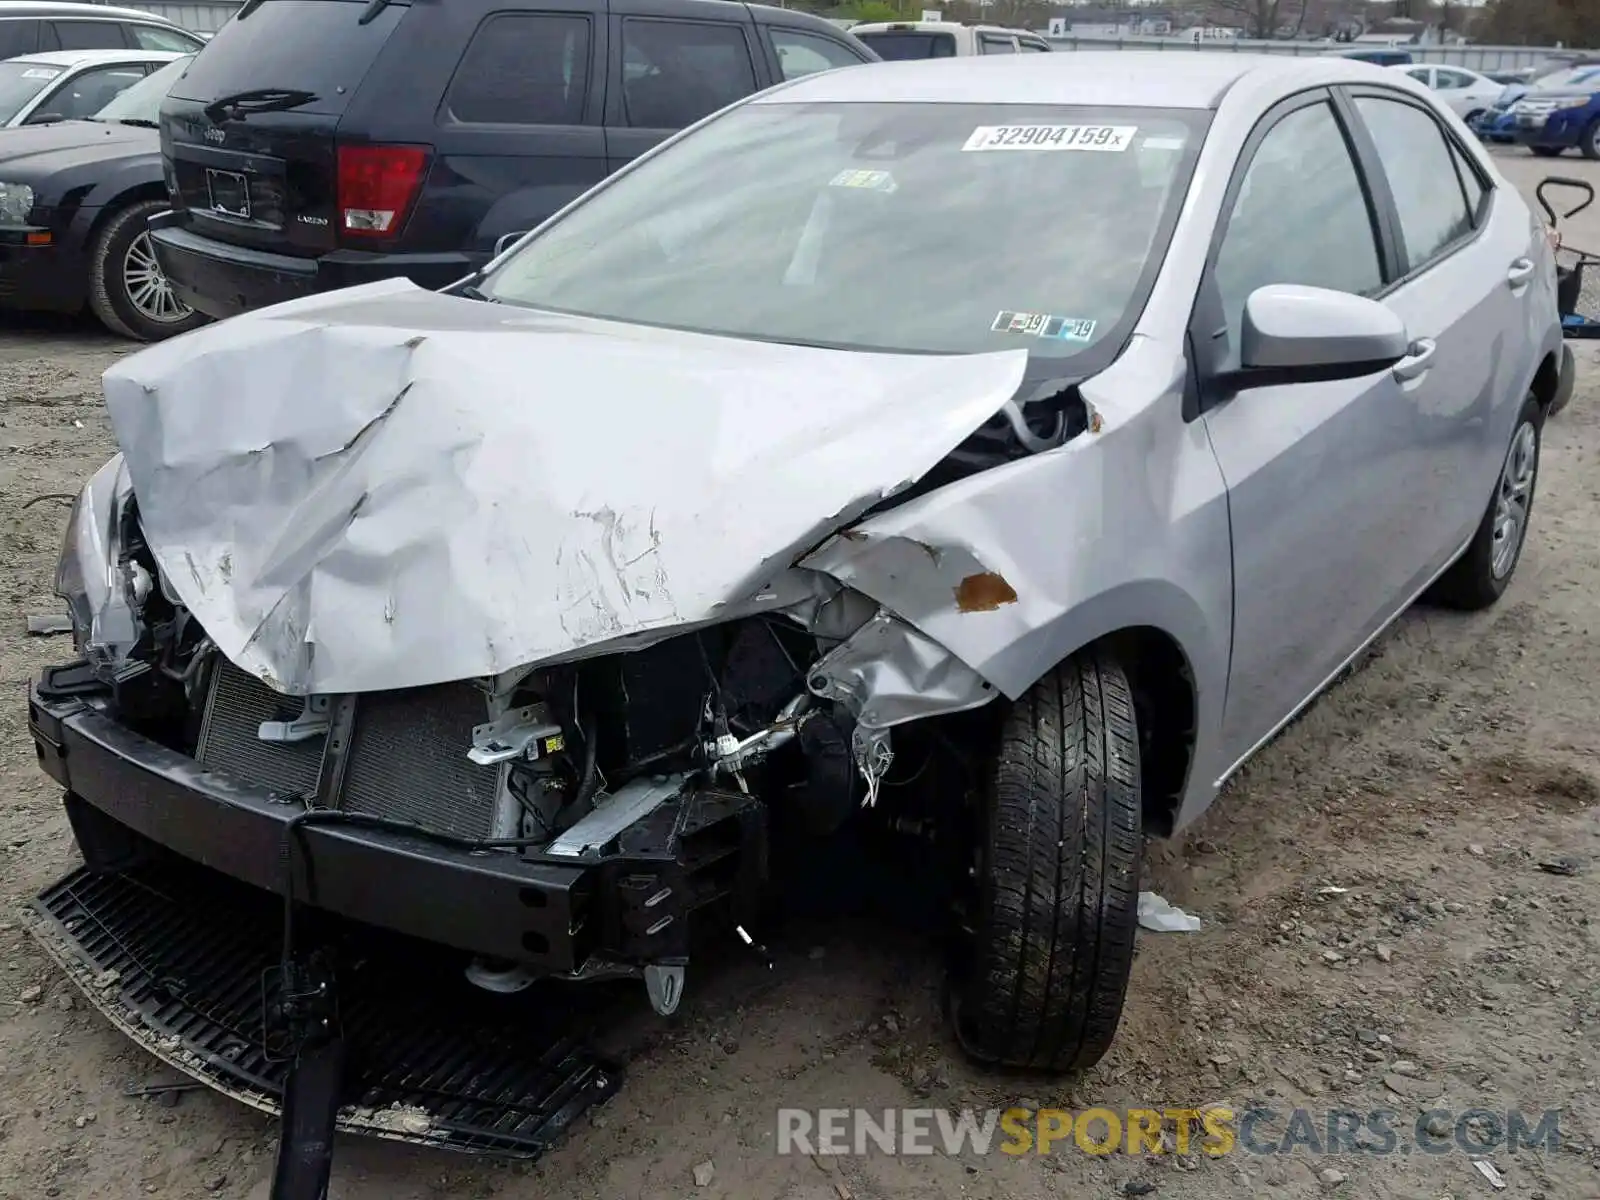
978;34;1016;54
621;19;757;130
854;31;956;60
1449;140;1488;224
132;24;202;51
445;13;590;125
1353;95;1472;272
50;20;128;49
167;0;406;117
0;20;41;58
768;28;863;80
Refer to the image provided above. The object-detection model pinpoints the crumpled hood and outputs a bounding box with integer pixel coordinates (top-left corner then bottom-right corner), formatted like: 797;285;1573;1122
102;279;1027;694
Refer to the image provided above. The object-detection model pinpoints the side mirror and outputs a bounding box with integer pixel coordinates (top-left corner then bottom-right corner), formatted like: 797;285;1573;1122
493;230;529;257
1229;284;1410;391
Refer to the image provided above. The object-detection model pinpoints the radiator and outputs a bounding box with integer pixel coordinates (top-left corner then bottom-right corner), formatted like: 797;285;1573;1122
195;658;500;839
196;659;324;802
339;682;501;841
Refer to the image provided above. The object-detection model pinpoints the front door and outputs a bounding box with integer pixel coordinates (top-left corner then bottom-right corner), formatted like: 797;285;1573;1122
1194;91;1437;766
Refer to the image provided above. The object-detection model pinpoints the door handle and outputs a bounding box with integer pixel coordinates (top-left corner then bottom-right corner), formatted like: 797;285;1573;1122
1392;337;1438;382
1507;257;1537;288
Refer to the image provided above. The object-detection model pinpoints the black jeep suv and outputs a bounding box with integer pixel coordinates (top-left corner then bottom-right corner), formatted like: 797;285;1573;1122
149;0;874;319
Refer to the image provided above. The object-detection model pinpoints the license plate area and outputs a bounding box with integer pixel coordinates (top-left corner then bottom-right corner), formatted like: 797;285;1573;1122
205;168;251;219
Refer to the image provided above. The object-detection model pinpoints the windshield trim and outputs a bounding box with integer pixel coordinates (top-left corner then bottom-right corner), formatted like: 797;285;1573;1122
480;101;1212;381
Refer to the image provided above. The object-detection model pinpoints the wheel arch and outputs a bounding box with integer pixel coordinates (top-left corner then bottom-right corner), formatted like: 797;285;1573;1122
83;182;170;251
1530;348;1562;414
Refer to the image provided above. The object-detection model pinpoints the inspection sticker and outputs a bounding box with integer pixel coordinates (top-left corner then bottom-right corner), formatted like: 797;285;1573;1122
962;124;1136;152
829;168;898;193
992;311;1097;341
21;68;61;80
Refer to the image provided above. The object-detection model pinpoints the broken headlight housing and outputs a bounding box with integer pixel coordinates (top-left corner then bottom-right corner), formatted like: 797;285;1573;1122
53;455;145;664
0;182;33;225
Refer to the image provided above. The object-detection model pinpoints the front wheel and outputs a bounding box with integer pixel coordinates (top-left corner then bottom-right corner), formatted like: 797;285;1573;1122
1427;394;1541;611
87;199;207;342
1531;146;1564;158
949;649;1142;1073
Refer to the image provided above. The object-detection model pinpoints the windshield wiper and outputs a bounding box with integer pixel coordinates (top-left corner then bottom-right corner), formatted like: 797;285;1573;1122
203;88;317;123
358;0;392;25
111;117;159;128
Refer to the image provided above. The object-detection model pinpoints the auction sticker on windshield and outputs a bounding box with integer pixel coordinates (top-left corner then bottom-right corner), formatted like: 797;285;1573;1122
963;125;1136;152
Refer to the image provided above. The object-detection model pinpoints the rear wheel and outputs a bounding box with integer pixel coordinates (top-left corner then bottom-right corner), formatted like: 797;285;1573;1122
87;199;207;342
949;649;1142;1073
1583;119;1600;161
1427;394;1541;611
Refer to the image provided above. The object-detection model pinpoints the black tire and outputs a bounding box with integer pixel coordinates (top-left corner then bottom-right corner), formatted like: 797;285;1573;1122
1427;394;1542;611
87;199;207;342
950;649;1142;1073
1583;119;1600;162
1531;146;1563;158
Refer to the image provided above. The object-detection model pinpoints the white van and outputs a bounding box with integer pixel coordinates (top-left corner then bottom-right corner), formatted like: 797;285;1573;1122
850;21;1052;59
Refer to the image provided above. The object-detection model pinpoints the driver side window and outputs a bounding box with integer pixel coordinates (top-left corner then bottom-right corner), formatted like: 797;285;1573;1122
1212;100;1384;356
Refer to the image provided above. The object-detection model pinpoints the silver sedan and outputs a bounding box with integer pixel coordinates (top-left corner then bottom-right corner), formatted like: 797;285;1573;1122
47;48;1573;1105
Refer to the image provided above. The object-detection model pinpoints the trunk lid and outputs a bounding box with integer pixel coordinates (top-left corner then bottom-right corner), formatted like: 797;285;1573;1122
158;0;410;256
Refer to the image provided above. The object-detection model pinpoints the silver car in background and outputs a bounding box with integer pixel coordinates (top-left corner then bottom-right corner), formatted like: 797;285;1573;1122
35;51;1571;1123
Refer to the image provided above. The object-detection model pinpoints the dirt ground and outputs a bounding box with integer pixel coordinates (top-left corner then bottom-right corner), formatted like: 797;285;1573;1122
2;149;1600;1200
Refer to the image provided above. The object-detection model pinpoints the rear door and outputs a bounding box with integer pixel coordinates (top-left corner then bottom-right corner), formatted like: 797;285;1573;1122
606;0;766;171
401;3;608;257
1340;87;1527;558
159;0;409;258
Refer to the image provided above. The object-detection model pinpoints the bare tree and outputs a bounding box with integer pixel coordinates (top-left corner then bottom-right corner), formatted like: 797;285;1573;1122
1203;0;1308;38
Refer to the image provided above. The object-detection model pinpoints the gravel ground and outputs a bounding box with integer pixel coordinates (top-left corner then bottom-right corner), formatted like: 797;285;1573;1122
1;150;1599;1200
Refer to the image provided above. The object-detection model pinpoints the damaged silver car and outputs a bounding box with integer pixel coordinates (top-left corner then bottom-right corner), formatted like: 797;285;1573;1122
30;50;1570;1141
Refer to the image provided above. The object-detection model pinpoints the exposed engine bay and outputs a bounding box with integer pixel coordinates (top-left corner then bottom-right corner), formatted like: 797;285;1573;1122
48;474;1002;1020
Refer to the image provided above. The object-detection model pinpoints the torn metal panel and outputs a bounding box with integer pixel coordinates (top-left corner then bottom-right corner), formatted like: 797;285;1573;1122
100;279;1027;695
54;453;140;667
800;337;1234;824
805;608;996;731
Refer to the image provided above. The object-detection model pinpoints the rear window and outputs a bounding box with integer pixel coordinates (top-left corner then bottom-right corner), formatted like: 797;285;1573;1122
854;30;956;60
166;0;406;117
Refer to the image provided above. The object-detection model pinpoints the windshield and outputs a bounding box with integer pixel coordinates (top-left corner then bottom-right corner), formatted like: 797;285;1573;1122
484;102;1205;362
854;31;957;60
93;56;193;123
0;61;64;125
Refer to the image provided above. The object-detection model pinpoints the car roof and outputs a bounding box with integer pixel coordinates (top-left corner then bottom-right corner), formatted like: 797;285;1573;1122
0;0;183;20
756;50;1396;109
5;47;185;68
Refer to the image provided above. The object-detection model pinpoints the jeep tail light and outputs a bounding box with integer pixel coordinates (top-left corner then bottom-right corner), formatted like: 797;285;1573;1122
335;142;430;239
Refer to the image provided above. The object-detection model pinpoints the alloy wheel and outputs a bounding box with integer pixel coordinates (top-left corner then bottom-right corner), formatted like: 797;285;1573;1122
123;231;193;324
1490;420;1537;579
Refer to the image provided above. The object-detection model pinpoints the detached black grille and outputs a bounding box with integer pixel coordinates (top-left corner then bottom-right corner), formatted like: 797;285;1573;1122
30;859;620;1157
194;658;500;839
